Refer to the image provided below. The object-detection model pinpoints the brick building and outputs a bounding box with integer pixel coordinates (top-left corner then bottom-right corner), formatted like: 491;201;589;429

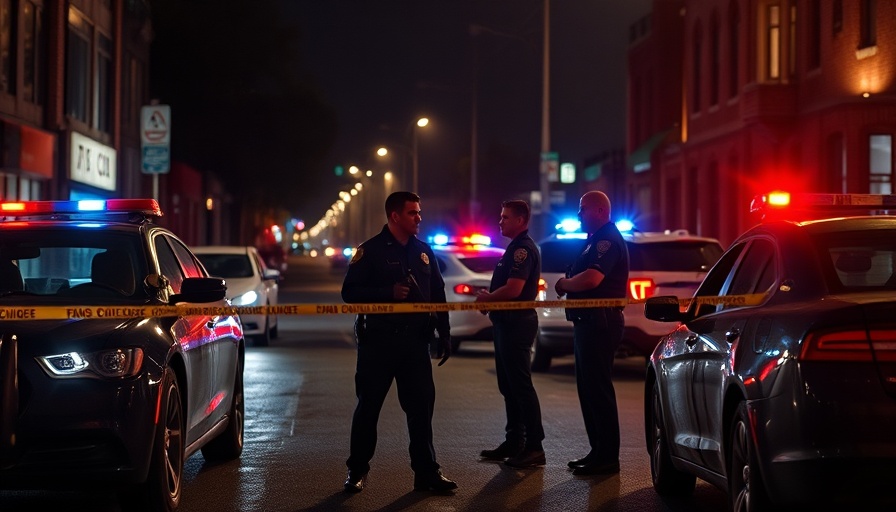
627;0;896;247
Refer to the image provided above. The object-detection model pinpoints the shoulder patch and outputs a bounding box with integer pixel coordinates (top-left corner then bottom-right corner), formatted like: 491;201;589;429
420;252;429;265
596;240;611;257
349;248;364;264
513;248;528;264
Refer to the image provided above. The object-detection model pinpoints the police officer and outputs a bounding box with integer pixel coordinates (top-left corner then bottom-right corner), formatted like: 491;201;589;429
340;191;456;493
554;190;629;476
475;200;545;468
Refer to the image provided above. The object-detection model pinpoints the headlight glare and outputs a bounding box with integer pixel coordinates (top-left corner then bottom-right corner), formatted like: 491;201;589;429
36;348;144;379
234;290;258;305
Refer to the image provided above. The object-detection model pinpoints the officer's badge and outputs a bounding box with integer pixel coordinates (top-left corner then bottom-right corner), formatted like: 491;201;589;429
513;248;528;264
420;252;429;265
350;248;364;264
596;240;611;257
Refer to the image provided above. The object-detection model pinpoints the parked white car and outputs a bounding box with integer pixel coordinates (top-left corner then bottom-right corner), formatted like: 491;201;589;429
193;245;280;346
432;243;505;352
533;228;723;371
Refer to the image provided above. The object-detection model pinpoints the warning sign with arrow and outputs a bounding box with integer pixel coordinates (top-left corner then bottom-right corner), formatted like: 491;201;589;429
141;105;171;174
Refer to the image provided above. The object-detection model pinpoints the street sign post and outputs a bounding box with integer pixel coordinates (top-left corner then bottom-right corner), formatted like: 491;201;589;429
141;105;171;175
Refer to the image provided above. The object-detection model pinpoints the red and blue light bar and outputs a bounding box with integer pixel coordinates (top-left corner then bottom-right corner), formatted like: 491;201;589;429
751;191;896;221
0;199;163;217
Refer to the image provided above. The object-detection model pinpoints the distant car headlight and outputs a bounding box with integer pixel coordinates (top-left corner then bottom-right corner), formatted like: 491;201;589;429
37;348;144;379
231;290;259;306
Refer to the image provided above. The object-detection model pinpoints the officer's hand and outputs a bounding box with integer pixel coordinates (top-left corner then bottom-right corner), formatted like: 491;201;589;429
475;290;490;314
393;282;410;300
554;278;566;298
436;332;451;366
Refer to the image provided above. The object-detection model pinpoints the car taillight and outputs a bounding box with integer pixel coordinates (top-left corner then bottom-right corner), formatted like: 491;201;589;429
628;278;655;301
538;278;547;293
800;328;896;362
453;283;486;296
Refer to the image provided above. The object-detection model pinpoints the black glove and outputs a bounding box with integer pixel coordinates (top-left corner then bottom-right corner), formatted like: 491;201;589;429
436;331;451;366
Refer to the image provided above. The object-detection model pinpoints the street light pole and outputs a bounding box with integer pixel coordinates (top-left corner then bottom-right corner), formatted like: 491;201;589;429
411;117;429;193
539;0;552;240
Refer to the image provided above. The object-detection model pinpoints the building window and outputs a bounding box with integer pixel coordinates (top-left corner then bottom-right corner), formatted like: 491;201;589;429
789;5;797;76
833;0;843;34
710;13;719;106
809;0;821;69
65;7;113;134
728;2;740;98
66;8;91;123
0;0;14;95
692;23;702;113
23;0;45;105
767;4;781;80
869;134;892;194
859;0;876;49
95;33;113;132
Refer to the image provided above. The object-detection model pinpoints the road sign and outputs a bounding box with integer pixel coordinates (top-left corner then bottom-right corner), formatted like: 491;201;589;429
141;105;171;174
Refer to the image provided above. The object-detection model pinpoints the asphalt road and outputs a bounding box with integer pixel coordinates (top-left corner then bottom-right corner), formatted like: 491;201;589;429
1;255;728;512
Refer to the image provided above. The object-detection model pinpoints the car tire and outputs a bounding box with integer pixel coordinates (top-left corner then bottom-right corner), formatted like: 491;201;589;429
120;368;184;512
201;357;244;462
647;378;696;496
254;315;271;347
729;401;775;512
530;337;552;373
269;317;279;339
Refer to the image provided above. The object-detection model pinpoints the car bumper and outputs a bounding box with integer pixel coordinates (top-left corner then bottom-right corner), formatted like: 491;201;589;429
0;367;162;488
537;305;672;358
448;308;493;340
749;362;896;506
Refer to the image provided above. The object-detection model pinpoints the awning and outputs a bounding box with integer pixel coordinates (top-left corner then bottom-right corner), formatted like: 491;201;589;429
627;129;671;173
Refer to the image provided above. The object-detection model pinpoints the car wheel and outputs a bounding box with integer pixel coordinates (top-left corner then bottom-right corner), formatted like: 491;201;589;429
530;336;552;373
269;317;279;339
729;401;775;512
254;315;271;347
120;368;184;512
648;379;696;495
201;358;244;461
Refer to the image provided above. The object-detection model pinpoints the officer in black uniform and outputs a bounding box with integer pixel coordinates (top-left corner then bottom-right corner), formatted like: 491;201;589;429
340;191;456;494
475;200;546;468
554;190;629;476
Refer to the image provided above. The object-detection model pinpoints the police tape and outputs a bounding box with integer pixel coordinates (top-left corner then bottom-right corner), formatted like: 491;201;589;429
0;294;768;321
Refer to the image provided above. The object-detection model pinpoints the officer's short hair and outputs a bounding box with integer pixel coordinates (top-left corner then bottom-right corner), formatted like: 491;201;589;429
385;191;421;217
502;199;530;223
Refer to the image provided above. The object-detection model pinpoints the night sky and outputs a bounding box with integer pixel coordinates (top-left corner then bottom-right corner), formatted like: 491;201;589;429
280;0;653;230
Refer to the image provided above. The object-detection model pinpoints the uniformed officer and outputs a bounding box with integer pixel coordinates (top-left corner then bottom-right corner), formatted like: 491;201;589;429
475;200;546;468
340;191;457;493
553;190;629;476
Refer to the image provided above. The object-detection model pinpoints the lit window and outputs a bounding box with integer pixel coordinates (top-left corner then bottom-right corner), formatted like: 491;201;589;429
869;135;892;194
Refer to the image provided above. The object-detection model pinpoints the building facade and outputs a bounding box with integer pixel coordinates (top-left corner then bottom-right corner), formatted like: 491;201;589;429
628;0;896;247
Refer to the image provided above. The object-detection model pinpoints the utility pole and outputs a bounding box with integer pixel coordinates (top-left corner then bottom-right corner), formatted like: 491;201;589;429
539;0;552;240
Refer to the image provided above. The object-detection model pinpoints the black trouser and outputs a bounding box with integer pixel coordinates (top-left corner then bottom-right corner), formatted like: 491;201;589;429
572;308;624;463
347;327;439;475
491;309;544;448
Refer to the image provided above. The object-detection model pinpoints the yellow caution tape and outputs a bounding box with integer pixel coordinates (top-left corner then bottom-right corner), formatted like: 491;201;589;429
0;294;768;320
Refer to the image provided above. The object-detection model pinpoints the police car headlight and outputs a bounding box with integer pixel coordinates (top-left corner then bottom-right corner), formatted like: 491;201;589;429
37;348;144;379
233;290;258;306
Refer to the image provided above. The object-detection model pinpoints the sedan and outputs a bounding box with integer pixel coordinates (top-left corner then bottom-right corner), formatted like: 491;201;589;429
0;199;244;512
193;245;280;346
644;192;896;511
432;243;505;352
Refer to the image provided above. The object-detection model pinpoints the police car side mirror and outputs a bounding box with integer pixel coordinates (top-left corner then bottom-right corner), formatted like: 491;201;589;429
644;296;684;322
170;277;227;304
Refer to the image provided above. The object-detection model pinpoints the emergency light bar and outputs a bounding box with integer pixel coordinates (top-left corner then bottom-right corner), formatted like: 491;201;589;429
0;199;163;217
751;192;896;220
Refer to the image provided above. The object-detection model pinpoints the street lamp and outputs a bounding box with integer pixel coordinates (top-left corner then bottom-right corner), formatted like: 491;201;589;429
411;117;429;193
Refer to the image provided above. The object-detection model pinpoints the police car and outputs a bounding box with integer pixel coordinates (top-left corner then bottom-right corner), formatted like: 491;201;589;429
533;221;723;371
644;192;896;510
430;234;504;352
0;200;245;512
